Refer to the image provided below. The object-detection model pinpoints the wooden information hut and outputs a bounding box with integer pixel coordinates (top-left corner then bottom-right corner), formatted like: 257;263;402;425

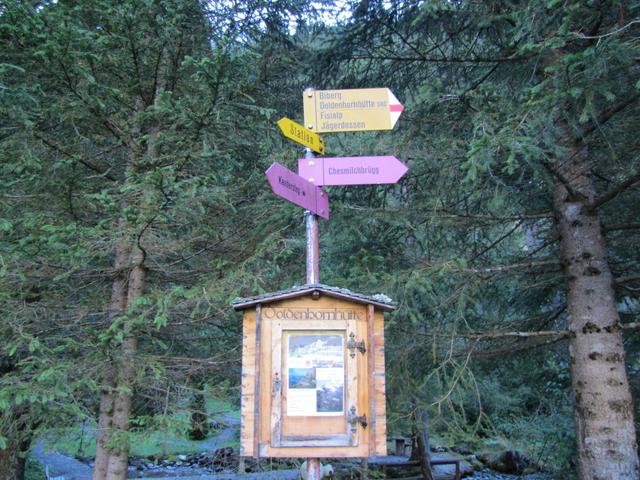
233;284;395;458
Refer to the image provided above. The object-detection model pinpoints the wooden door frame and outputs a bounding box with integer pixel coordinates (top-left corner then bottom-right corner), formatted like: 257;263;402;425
270;319;360;448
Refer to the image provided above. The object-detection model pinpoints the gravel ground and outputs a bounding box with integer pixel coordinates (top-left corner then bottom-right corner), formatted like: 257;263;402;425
30;415;558;480
466;469;558;480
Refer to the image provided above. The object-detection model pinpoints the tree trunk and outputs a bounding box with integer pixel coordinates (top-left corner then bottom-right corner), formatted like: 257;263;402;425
0;444;25;480
553;138;639;480
99;96;149;480
93;373;116;480
93;238;131;480
105;245;146;480
188;379;209;441
0;419;30;480
416;407;434;480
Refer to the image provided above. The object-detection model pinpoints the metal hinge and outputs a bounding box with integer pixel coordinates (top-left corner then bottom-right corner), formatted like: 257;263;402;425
347;332;366;358
348;406;367;433
272;373;281;395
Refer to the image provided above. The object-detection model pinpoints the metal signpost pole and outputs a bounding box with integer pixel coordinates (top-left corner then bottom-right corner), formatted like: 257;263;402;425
305;208;319;284
303;146;322;479
304;87;321;289
304;148;320;285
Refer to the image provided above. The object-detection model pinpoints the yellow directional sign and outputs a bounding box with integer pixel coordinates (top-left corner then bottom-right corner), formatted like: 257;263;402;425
277;117;325;155
303;88;404;133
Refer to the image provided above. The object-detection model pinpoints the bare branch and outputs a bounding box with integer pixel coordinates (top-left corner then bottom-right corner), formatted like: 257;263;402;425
342;205;553;222
412;329;571;340
466;336;567;358
350;54;532;63
468;220;523;264
605;223;640;232
590;169;640;211
461;259;559;275
570;19;640;40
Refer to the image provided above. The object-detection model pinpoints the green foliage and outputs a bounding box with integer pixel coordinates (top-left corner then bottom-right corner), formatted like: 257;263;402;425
1;0;639;477
24;457;45;480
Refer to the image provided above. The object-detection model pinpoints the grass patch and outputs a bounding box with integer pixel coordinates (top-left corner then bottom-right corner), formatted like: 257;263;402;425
206;396;240;420
25;457;45;480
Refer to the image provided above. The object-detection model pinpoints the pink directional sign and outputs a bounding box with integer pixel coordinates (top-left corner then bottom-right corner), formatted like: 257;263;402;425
298;156;408;186
266;163;330;220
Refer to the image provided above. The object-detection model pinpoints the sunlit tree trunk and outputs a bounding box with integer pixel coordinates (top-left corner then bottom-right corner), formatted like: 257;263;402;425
103;114;158;479
553;134;639;480
93;237;130;480
105;246;145;480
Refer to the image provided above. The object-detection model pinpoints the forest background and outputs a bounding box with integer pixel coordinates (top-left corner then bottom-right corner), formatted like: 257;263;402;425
1;1;639;479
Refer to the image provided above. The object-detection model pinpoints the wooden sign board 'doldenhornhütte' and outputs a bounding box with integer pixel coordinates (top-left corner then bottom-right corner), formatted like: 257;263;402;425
232;284;394;458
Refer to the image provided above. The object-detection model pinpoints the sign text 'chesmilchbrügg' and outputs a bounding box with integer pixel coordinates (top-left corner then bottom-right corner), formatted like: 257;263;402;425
298;155;408;186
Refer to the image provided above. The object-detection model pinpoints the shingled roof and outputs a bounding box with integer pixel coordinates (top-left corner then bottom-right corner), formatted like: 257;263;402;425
232;283;396;312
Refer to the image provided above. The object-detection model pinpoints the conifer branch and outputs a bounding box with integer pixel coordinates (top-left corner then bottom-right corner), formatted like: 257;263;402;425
577;92;640;142
34;133;117;181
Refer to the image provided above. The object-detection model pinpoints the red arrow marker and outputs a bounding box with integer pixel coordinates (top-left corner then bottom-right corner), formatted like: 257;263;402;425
266;163;330;220
388;91;404;128
298;156;408;186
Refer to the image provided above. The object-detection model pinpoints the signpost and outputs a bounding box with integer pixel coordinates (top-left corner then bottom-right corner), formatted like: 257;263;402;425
265;162;330;220
277;117;325;155
255;87;406;477
303;88;404;133
298;155;408;186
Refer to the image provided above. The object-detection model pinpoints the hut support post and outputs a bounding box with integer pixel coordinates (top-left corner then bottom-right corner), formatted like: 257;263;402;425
304;147;321;477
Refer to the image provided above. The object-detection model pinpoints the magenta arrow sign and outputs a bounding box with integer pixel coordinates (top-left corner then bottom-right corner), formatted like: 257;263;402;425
298;156;408;186
266;163;330;220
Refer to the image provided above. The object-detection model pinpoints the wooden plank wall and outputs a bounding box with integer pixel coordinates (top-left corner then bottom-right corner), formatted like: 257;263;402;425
240;309;257;457
373;308;387;456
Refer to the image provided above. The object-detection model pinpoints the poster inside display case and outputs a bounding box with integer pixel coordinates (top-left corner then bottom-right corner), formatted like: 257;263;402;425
287;333;345;416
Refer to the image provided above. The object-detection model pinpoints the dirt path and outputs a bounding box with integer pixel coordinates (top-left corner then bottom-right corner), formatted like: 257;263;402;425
201;414;240;451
